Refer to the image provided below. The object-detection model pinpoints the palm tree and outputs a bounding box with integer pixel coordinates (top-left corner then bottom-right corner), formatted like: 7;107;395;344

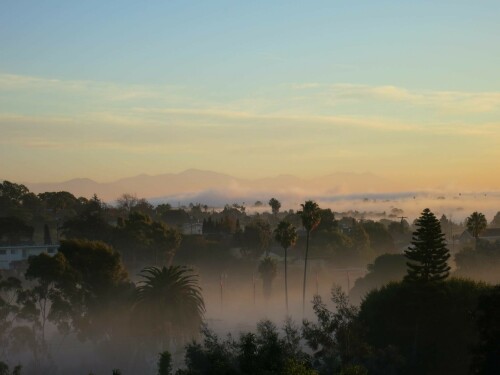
465;212;487;250
274;221;297;314
258;257;278;299
134;266;205;348
298;200;321;314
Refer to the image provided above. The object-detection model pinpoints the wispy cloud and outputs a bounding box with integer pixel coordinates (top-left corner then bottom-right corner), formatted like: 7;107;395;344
293;82;500;114
1;73;499;185
3;73;499;118
133;107;418;132
0;73;184;103
1;107;498;155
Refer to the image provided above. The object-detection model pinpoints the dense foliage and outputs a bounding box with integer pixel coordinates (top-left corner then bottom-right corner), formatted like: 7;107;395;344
358;279;492;375
1;181;499;374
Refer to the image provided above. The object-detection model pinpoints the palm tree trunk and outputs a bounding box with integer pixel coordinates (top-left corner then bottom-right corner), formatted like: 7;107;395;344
302;230;310;316
285;247;288;314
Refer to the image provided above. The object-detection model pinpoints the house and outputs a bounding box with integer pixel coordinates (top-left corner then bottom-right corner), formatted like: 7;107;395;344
458;228;500;247
182;222;203;235
0;245;59;270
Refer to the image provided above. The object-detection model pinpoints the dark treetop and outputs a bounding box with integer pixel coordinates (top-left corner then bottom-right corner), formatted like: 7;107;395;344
404;208;450;282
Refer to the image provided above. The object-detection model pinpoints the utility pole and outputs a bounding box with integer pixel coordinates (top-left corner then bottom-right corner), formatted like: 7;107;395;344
220;273;225;312
315;271;319;295
347;270;350;293
398;216;408;224
449;213;454;253
253;273;256;306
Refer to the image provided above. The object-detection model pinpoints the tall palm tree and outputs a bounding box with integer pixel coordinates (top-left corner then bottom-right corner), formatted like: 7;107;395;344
298;201;321;314
465;212;487;250
134;266;205;348
274;221;297;314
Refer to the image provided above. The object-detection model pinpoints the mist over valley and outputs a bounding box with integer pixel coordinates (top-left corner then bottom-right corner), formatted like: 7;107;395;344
1;1;500;374
24;169;500;222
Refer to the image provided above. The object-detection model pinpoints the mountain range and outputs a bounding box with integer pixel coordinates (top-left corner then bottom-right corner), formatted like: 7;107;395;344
24;169;394;205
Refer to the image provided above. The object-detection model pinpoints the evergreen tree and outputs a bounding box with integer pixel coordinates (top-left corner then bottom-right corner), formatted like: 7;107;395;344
404;208;450;282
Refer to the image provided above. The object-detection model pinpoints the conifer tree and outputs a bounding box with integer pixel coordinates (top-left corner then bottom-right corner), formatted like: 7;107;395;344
404;208;450;282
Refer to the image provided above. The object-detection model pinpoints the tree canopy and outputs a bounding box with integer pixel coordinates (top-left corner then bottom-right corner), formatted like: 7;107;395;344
465;212;487;250
299;201;321;233
268;198;281;215
134;266;205;347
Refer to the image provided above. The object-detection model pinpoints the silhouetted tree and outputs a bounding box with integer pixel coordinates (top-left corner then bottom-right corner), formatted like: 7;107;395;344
302;286;367;374
465;211;487;250
454;240;500;284
116;193;139;213
0;362;22;375
298;201;321;313
61;195;113;242
0;181;29;206
43;224;52;245
179;319;313;374
157;351;172;375
268;198;281;215
361;221;396;255
348;220;372;264
23;240;132;343
258;257;278;299
241;219;272;259
349;254;407;305
471;285;500;374
359;279;492;375
490;211;500;228
0;275;22;359
114;212;181;268
0;217;33;245
316;209;337;232
274;221;297;313
116;193;154;217
134;266;205;348
404;208;450;283
0;181;34;222
38;191;79;215
155;203;172;217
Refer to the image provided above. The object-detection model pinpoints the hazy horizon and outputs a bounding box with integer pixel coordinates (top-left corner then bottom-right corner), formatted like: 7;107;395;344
12;168;498;223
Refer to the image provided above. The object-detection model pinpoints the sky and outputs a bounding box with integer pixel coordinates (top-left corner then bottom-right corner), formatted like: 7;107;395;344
1;1;499;191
